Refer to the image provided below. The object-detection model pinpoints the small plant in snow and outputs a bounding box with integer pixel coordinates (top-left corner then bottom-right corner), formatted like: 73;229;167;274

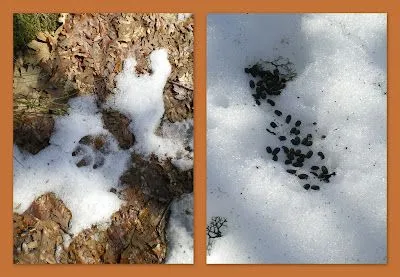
207;216;227;254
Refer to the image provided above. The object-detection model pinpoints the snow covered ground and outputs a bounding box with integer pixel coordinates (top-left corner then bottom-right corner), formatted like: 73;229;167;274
14;49;193;263
207;14;386;264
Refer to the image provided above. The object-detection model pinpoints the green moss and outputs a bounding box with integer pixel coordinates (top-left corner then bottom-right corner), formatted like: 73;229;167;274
13;13;59;54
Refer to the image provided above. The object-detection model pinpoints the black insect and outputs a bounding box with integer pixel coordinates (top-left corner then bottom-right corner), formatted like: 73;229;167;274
260;93;267;99
303;184;311;190
311;166;319;170
272;147;280;155
285;160;292;165
285;115;292;124
270;122;278;128
321;135;326;139
298;174;308;180
286;169;296;174
249;80;255;88
290;127;297;134
294;129;300;135
321;166;328;174
272;155;278;161
305;151;313;159
274;110;282;116
266;146;272;153
317;151;325;159
256;99;261;105
310;185;320;190
294;149;301;156
295;120;301;127
282;146;289;153
310;172;318;177
279;136;286;141
266;99;275;106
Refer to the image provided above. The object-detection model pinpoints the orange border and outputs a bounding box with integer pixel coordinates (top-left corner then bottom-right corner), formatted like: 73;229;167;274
1;0;399;276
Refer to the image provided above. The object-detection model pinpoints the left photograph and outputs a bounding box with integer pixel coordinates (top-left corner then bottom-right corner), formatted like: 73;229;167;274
13;13;194;264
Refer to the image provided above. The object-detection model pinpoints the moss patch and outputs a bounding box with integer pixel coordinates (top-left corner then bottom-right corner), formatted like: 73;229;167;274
13;13;59;54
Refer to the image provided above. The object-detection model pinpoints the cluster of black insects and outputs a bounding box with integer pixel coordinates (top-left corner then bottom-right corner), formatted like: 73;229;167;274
245;61;336;191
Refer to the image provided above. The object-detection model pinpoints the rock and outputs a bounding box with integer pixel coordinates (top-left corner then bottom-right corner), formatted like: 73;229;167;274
102;110;135;149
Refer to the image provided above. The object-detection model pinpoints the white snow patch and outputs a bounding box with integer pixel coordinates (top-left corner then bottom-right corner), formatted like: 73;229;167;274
106;49;193;170
14;96;130;235
207;13;386;264
165;193;194;264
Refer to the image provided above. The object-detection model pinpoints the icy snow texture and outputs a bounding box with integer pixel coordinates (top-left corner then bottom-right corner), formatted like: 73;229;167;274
207;14;386;264
14;96;130;234
165;193;194;264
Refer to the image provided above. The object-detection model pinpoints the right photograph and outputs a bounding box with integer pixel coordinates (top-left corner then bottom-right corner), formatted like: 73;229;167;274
207;14;387;264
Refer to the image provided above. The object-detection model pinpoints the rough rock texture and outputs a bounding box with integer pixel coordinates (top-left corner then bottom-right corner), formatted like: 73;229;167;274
102;109;135;149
